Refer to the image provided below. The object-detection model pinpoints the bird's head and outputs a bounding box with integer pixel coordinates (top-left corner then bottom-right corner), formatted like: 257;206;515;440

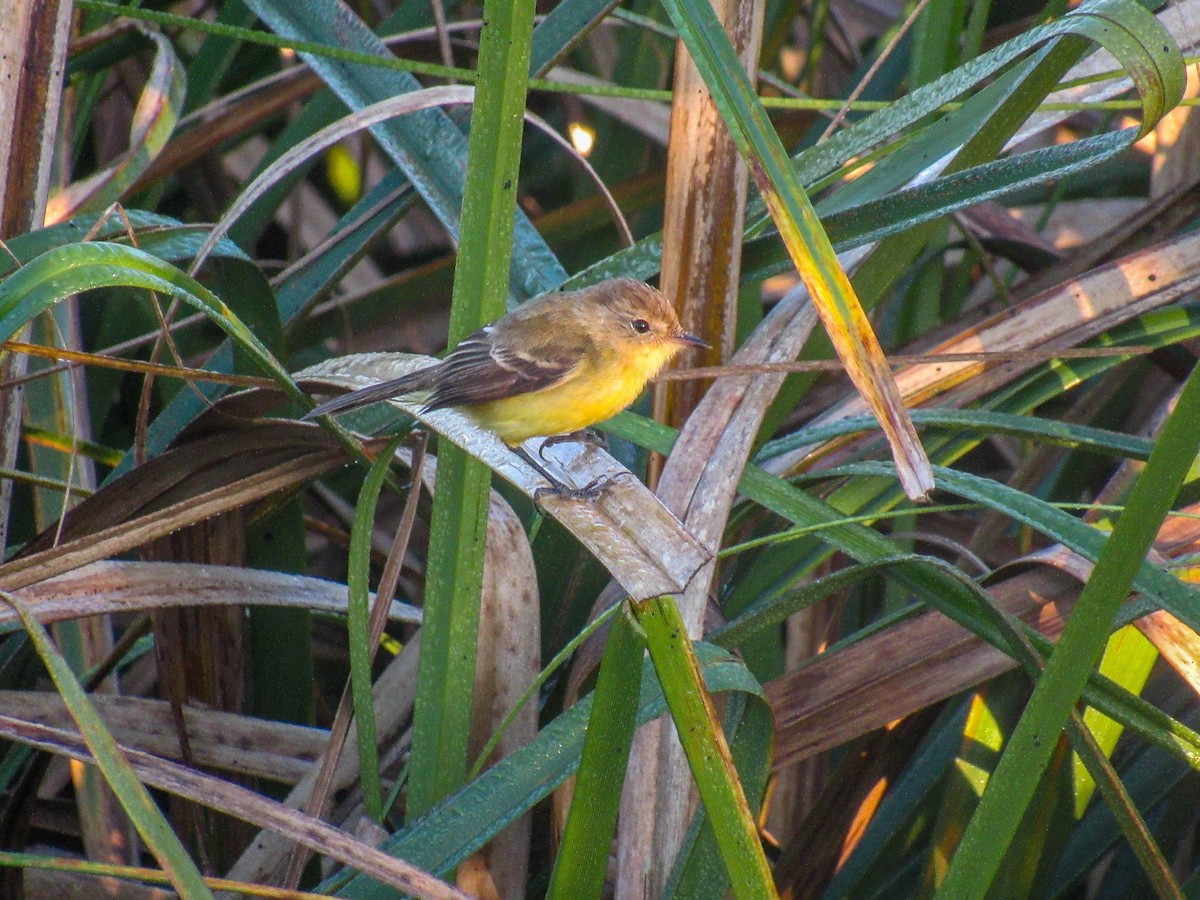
586;279;710;362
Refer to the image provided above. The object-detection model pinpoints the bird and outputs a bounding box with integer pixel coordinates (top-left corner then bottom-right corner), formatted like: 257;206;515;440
304;278;709;497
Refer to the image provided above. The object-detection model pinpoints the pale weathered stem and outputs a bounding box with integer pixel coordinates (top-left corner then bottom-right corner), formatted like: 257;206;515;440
0;0;73;550
617;2;768;894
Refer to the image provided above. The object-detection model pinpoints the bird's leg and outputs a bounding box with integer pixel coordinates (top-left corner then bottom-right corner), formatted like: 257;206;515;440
513;445;628;505
537;428;608;464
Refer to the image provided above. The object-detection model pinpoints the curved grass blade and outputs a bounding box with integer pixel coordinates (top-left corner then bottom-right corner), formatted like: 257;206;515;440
347;435;409;823
191;86;477;275
241;0;566;299
758;408;1153;467
0;210;231;280
110;183;411;478
0;242;303;406
45;26;185;223
659;0;932;500
889;464;1198;632
6;559;421;633
711;554;947;650
810;0;1183;218
192;87;629;276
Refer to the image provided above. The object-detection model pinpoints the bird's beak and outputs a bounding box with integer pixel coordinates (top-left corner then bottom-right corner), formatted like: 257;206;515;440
674;331;711;350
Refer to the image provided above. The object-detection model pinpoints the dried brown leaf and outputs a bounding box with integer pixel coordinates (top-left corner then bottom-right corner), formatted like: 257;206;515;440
769;229;1200;476
0;692;326;784
8;559;420;630
0;423;345;592
767;566;1080;767
0;715;468;900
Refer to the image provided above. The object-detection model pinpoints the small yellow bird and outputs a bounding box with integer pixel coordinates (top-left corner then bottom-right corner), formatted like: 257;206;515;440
305;278;708;494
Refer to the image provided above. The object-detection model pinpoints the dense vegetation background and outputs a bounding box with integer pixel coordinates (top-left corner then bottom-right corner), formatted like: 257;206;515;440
0;0;1199;897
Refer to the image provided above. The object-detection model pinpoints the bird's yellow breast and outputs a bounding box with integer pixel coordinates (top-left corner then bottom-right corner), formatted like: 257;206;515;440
465;341;678;445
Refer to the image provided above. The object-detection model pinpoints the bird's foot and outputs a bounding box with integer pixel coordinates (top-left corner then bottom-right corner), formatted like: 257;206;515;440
537;428;608;463
532;471;635;509
515;444;634;510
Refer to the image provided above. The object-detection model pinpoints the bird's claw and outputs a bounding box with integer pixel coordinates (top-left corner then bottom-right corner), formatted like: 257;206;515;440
538;429;609;464
532;471;635;510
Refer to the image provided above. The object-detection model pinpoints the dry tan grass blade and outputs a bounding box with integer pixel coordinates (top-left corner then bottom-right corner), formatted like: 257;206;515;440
0;425;346;592
8;559;421;628
767;229;1200;478
0;692;327;784
0;715;469;900
767;566;1081;767
461;466;541;900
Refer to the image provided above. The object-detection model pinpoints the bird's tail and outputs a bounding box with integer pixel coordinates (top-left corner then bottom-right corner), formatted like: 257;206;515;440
302;365;440;420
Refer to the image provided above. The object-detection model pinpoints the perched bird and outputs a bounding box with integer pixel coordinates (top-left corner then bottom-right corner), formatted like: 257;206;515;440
304;278;708;496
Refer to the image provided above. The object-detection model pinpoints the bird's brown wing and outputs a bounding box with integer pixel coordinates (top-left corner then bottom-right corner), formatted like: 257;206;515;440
424;322;586;410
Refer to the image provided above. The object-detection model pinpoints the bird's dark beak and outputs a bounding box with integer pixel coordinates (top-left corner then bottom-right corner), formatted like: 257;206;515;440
675;331;711;350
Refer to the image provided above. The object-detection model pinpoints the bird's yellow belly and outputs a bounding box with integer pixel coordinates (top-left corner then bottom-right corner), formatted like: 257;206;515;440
467;363;651;445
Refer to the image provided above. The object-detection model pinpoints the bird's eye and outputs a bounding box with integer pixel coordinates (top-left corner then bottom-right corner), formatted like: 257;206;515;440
631;319;651;334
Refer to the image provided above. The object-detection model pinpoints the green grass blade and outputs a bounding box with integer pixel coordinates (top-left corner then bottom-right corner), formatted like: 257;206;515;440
348;435;408;822
183;0;257;113
664;694;774;900
1066;714;1182;899
547;607;644;900
758;407;1154;466
1050;712;1197;894
0;242;302;405
0;592;212;898
330;645;763;897
631;595;776;899
246;498;315;729
405;0;537;819
1073;627;1158;817
936;364;1200;898
529;0;621;76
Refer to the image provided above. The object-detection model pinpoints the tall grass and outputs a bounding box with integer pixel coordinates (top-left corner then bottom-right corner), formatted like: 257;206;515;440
0;1;1197;897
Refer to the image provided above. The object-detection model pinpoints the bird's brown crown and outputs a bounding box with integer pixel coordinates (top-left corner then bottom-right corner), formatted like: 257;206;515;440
580;278;686;347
